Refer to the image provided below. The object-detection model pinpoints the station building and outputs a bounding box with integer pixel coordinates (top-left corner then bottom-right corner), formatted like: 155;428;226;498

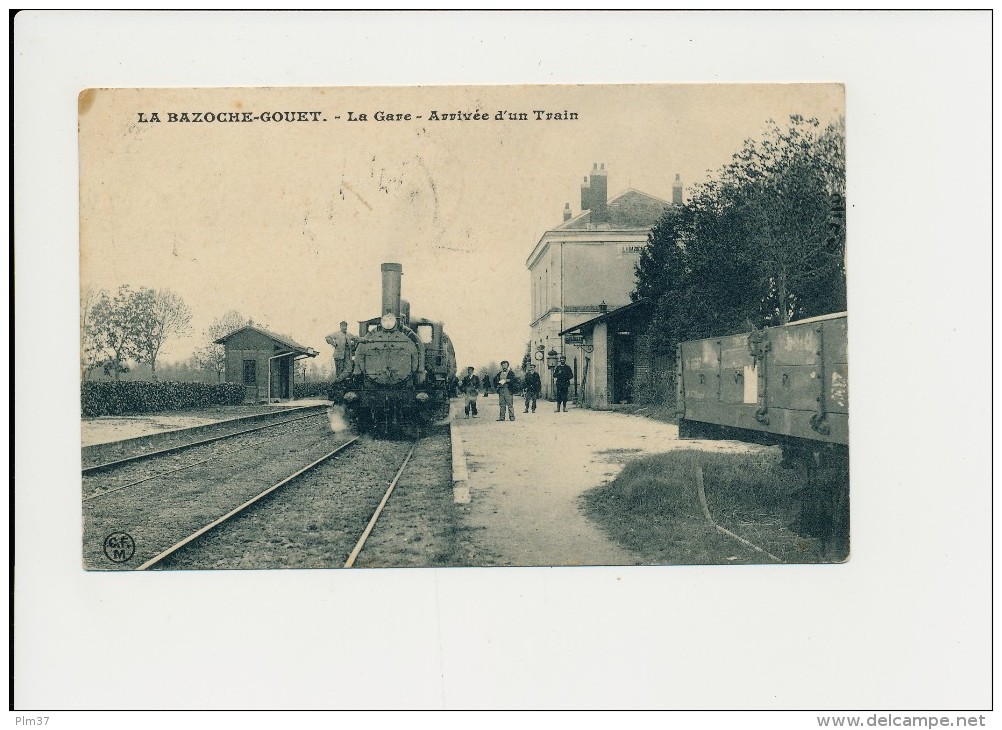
526;163;680;401
215;322;318;403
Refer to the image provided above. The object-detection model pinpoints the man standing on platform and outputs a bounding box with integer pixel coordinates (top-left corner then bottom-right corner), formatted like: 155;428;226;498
553;355;573;412
460;366;480;418
522;363;542;413
493;361;519;421
325;321;358;380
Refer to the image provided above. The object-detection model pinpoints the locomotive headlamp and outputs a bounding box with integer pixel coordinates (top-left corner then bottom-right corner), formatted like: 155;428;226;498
343;392;358;402
415;392;430;402
380;312;398;330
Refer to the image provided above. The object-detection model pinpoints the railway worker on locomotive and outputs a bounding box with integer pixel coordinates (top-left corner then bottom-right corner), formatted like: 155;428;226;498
326;320;358;381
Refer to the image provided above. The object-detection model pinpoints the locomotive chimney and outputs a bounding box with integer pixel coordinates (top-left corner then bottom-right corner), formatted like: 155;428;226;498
381;262;403;317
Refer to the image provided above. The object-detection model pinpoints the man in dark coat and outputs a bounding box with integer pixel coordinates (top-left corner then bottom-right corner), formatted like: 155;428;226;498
493;361;519;421
460;366;480;418
522;364;542;413
553;355;573;412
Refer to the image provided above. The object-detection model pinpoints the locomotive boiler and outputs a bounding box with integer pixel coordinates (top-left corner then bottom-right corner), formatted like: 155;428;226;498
337;263;456;432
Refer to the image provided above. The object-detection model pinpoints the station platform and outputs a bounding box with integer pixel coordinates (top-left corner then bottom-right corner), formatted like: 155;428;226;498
80;399;330;447
448;396;755;567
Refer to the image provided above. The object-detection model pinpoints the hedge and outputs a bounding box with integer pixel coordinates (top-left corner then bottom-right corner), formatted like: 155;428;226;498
81;381;246;417
293;382;334;400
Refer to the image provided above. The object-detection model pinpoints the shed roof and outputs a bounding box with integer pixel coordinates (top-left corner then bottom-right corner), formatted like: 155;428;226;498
213;324;318;357
559;300;651;336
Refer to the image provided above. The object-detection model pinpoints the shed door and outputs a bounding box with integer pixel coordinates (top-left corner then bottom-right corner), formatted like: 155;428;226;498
271;357;291;399
613;332;635;404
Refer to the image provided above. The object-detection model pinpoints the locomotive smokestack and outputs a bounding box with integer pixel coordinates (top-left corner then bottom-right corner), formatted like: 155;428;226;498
381;262;403;317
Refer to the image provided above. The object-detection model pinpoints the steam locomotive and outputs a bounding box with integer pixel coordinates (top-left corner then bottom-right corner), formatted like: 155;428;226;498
337;263;456;432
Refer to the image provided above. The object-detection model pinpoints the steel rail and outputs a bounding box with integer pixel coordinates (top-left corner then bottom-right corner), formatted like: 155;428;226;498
82;442;259;502
343;441;418;568
137;436;360;571
82;410;327;475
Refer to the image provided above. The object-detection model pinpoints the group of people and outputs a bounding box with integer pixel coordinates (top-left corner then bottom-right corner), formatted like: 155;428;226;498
327;320;577;421
460;356;574;421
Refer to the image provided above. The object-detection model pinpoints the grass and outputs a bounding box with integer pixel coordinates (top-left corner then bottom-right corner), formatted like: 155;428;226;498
605;402;679;425
580;449;841;564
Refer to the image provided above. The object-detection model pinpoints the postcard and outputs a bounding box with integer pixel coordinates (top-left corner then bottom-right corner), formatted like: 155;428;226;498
79;83;847;571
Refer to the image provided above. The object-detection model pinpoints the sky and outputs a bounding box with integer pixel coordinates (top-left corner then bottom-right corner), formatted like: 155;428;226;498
79;84;844;372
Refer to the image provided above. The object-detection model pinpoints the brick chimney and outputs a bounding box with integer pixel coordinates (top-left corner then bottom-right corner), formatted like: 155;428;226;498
563;202;572;221
590;163;608;225
672;173;683;205
580;175;591;211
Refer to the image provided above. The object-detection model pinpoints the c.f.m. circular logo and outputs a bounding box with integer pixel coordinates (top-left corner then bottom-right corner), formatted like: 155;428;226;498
103;532;135;563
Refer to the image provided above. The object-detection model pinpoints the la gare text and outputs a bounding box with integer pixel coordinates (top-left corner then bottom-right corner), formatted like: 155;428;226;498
136;109;579;124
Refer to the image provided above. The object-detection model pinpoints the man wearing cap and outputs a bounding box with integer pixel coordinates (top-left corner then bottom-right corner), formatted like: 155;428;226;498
522;363;542;413
493;361;519;421
325;321;358;380
553;355;573;412
460;366;480;418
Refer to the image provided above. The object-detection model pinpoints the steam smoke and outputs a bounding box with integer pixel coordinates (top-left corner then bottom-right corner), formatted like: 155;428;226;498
326;405;349;433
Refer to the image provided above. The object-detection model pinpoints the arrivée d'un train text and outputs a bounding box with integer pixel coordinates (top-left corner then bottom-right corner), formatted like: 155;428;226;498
135;109;579;124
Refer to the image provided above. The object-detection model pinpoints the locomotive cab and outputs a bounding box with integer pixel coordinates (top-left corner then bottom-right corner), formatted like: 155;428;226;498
410;318;455;384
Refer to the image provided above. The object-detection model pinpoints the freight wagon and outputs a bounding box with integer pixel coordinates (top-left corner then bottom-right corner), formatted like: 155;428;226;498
676;312;849;554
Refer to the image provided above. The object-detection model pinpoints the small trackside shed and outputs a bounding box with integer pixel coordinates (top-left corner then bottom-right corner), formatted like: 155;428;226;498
559;300;653;410
214;324;318;403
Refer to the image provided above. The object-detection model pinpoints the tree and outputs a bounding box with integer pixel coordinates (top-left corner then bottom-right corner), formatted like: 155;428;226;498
80;286;103;380
130;287;192;380
477;360;500;389
86;285;141;380
718;115;846;324
636;180;761;347
194;310;247;382
634;114;846;344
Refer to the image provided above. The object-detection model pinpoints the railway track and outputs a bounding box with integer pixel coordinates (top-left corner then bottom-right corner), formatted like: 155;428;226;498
82;409;328;476
83;417;440;570
145;437;423;570
138;437;363;570
81;411;330;502
82;414;352;569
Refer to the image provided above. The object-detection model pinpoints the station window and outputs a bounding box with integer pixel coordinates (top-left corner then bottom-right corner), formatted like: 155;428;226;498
243;359;257;384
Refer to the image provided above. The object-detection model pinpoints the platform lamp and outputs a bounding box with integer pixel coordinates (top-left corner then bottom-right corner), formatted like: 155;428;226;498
546;348;559;401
